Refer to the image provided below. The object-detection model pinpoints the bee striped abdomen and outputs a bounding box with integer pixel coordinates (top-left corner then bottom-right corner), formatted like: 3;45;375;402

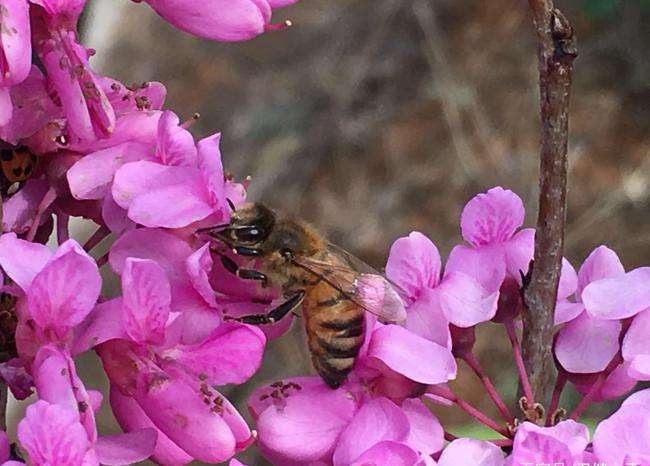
304;283;365;388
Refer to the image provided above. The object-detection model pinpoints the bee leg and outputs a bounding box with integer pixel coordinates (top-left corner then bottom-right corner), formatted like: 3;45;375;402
220;256;269;287
233;246;261;256
229;291;305;325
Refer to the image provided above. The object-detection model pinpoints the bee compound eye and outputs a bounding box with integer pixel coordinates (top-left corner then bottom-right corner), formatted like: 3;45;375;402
235;227;264;243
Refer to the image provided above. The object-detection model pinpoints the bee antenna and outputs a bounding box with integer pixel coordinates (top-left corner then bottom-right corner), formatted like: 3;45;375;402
226;198;236;212
196;223;230;234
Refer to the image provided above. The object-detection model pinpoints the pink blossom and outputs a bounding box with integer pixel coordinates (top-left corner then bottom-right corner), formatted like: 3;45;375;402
110;113;242;229
0;0;32;125
0;234;101;355
437;438;505;466
554;246;643;398
81;254;265;464
509;420;591;466
250;319;453;465
386;231;498;348
592;388;650;465
445;187;534;293
142;0;299;42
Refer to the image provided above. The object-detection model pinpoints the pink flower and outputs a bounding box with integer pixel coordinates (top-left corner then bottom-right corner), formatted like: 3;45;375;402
16;399;157;466
592;388;650;465
143;0;299;42
30;4;115;143
386;232;498;348
0;0;32;125
509;420;591;466
437;438;505;466
445;187;535;293
250;320;454;465
110;113;242;229
80;255;265;464
554;246;645;399
0;234;101;357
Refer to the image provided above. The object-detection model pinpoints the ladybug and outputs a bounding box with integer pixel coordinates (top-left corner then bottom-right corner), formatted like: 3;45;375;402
0;145;38;198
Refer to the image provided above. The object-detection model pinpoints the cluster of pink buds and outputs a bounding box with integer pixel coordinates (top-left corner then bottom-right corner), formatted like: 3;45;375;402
0;0;647;465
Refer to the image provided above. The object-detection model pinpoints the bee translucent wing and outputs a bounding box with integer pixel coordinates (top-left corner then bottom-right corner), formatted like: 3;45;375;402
291;246;407;323
355;273;407;323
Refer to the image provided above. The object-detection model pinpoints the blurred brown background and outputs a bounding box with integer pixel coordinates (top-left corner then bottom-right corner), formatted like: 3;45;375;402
14;0;650;464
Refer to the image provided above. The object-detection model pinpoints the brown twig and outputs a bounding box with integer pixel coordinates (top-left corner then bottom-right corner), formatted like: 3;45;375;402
0;194;6;431
521;0;578;409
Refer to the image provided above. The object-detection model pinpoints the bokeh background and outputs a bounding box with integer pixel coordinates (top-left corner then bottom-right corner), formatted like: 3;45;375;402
10;0;650;464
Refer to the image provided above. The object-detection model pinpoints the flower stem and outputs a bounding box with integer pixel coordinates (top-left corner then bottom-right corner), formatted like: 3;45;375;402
461;352;515;423
546;368;567;425
56;212;70;244
428;385;510;438
504;320;535;406
83;225;111;252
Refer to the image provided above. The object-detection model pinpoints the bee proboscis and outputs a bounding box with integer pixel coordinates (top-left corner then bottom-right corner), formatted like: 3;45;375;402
205;203;406;389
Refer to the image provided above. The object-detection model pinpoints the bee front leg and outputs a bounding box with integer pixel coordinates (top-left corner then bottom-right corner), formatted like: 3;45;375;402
227;291;305;325
220;256;269;287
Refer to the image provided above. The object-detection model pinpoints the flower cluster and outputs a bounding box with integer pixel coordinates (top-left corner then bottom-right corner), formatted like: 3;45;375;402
0;0;647;465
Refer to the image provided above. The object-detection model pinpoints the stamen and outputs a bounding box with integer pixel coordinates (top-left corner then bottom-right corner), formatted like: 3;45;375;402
265;19;293;32
181;113;200;129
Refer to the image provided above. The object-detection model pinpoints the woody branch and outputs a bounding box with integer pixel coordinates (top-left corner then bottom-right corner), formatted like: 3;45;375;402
521;0;578;408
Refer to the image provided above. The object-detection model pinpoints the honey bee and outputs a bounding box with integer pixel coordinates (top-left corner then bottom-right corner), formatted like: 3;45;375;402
205;203;406;389
0;145;38;198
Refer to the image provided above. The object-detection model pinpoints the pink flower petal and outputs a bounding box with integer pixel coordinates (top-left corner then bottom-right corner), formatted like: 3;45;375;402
557;258;578;300
515;420;589;457
332;397;410;466
109;228;192;275
135;370;238;463
186;243;218;308
367;324;457;384
404;291;451;349
95;429;158;466
67;142;152;200
32;346;77;411
113;161;214;228
503;228;535;279
2;178;50;234
582;267;650;320
165;322;265;386
72;299;127;354
0;358;33;400
197;133;228;212
121;258;171;346
622;309;650;369
385;232;442;302
0;429;8;463
27;241;101;338
255;380;356;463
268;0;299;7
0;0;32;87
0;232;51;290
438;439;505;466
437;272;498;327
356;274;407;323
145;0;268;41
101;195;133;234
622;388;650;408
109;385;193;466
460;187;525;246
555;312;621;374
628;355;650;380
0;87;11;126
350;441;419;466
17;401;89;466
445;244;506;293
401;398;443;455
511;430;574;466
156;111;197;166
553;301;584;326
593;405;650;465
577;245;624;297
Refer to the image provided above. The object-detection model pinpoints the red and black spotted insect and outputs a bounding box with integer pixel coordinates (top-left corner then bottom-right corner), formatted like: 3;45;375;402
0;145;38;198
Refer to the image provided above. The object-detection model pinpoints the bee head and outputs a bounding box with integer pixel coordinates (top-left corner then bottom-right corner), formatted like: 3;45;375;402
216;203;276;246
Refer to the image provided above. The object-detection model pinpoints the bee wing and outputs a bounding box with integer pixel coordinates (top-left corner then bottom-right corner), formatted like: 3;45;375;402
291;246;407;323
